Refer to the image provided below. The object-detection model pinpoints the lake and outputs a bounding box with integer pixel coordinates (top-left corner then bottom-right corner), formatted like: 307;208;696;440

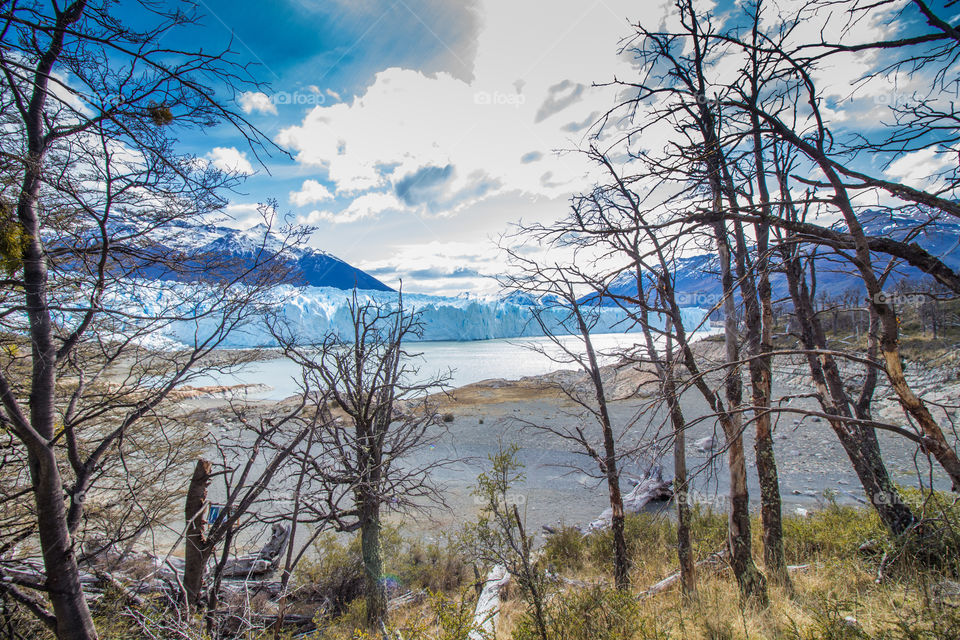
216;332;671;400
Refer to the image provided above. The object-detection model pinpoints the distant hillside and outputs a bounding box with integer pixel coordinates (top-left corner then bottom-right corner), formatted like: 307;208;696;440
590;212;960;306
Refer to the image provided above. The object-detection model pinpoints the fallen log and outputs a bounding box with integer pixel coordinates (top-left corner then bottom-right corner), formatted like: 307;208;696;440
220;523;291;579
639;548;809;599
639;549;728;599
584;466;673;532
388;589;427;611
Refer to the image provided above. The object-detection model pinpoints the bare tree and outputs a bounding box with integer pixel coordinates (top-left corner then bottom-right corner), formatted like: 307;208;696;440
180;394;328;616
0;2;299;638
278;291;449;629
499;253;640;591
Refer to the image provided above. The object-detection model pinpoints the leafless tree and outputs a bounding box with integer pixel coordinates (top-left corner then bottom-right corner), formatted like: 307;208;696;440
277;291;450;630
0;2;300;638
180;393;330;619
499;251;642;591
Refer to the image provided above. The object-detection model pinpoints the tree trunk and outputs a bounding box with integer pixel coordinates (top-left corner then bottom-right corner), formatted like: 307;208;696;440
31;447;99;640
667;374;696;598
184;459;213;612
574;308;630;590
779;241;916;534
712;220;769;605
661;326;695;598
729;217;790;588
513;505;549;640
360;497;386;628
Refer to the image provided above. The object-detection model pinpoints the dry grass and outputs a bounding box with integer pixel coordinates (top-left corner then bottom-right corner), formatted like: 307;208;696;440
316;501;960;640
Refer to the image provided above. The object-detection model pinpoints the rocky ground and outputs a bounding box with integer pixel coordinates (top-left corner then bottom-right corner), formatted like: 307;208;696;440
171;338;957;540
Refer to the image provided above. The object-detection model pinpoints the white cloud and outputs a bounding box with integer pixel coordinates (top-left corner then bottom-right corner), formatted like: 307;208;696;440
206;147;255;175
304;192;404;224
222;203;264;227
238;91;278;115
275;0;649;220
358;240;504;296
885;147;955;190
289;179;334;207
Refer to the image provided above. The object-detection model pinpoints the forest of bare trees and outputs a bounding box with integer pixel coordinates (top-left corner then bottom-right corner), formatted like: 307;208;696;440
2;0;960;638
504;0;960;609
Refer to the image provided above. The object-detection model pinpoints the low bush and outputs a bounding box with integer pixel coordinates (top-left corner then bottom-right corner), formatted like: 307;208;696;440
511;586;658;640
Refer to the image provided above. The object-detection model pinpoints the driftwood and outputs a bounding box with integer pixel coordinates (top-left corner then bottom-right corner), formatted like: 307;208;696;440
584;466;673;532
639;548;729;599
388;589;427;610
219;523;290;579
639;548;809;599
468;565;510;640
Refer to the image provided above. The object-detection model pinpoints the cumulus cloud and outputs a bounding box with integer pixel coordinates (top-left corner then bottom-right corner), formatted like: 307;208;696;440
238;91;278;115
305;192;404;224
885;147;956;190
206;147;255;175
274;0;651;222
358;240;503;295
289;179;334;207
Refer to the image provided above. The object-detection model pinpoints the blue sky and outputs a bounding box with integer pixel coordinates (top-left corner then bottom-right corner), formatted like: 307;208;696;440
124;0;954;296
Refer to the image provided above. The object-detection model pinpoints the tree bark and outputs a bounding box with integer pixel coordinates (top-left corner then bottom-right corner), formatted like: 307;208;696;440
779;238;916;534
31;447;99;640
713;219;769;605
360;495;386;628
743;47;791;585
573;307;630;590
667;367;696;597
184;459;213;612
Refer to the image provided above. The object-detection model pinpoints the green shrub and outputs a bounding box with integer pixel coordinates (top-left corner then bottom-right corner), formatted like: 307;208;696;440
427;589;482;640
296;526;470;619
542;525;588;573
788;599;871;640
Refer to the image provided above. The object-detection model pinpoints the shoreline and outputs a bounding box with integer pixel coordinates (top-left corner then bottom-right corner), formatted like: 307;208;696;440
171;334;957;540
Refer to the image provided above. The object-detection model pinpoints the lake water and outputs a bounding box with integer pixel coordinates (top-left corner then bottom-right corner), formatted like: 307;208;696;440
217;333;664;400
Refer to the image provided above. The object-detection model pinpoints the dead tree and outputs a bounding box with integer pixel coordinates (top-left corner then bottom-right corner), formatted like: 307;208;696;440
498;255;637;591
180;395;327;615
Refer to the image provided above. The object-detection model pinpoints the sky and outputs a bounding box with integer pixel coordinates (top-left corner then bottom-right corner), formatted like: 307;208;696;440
147;0;952;296
147;0;672;296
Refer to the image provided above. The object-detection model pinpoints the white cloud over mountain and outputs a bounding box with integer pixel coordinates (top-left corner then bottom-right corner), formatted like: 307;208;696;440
256;0;933;295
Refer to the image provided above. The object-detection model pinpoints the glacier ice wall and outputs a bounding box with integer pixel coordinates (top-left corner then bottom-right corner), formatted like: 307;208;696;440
159;285;708;347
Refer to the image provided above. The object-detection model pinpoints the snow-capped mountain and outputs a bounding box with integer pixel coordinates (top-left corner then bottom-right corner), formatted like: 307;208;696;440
595;212;960;306
131;220;393;292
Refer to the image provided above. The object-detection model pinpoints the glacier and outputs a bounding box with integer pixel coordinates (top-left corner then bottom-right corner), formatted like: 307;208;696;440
157;285;709;347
